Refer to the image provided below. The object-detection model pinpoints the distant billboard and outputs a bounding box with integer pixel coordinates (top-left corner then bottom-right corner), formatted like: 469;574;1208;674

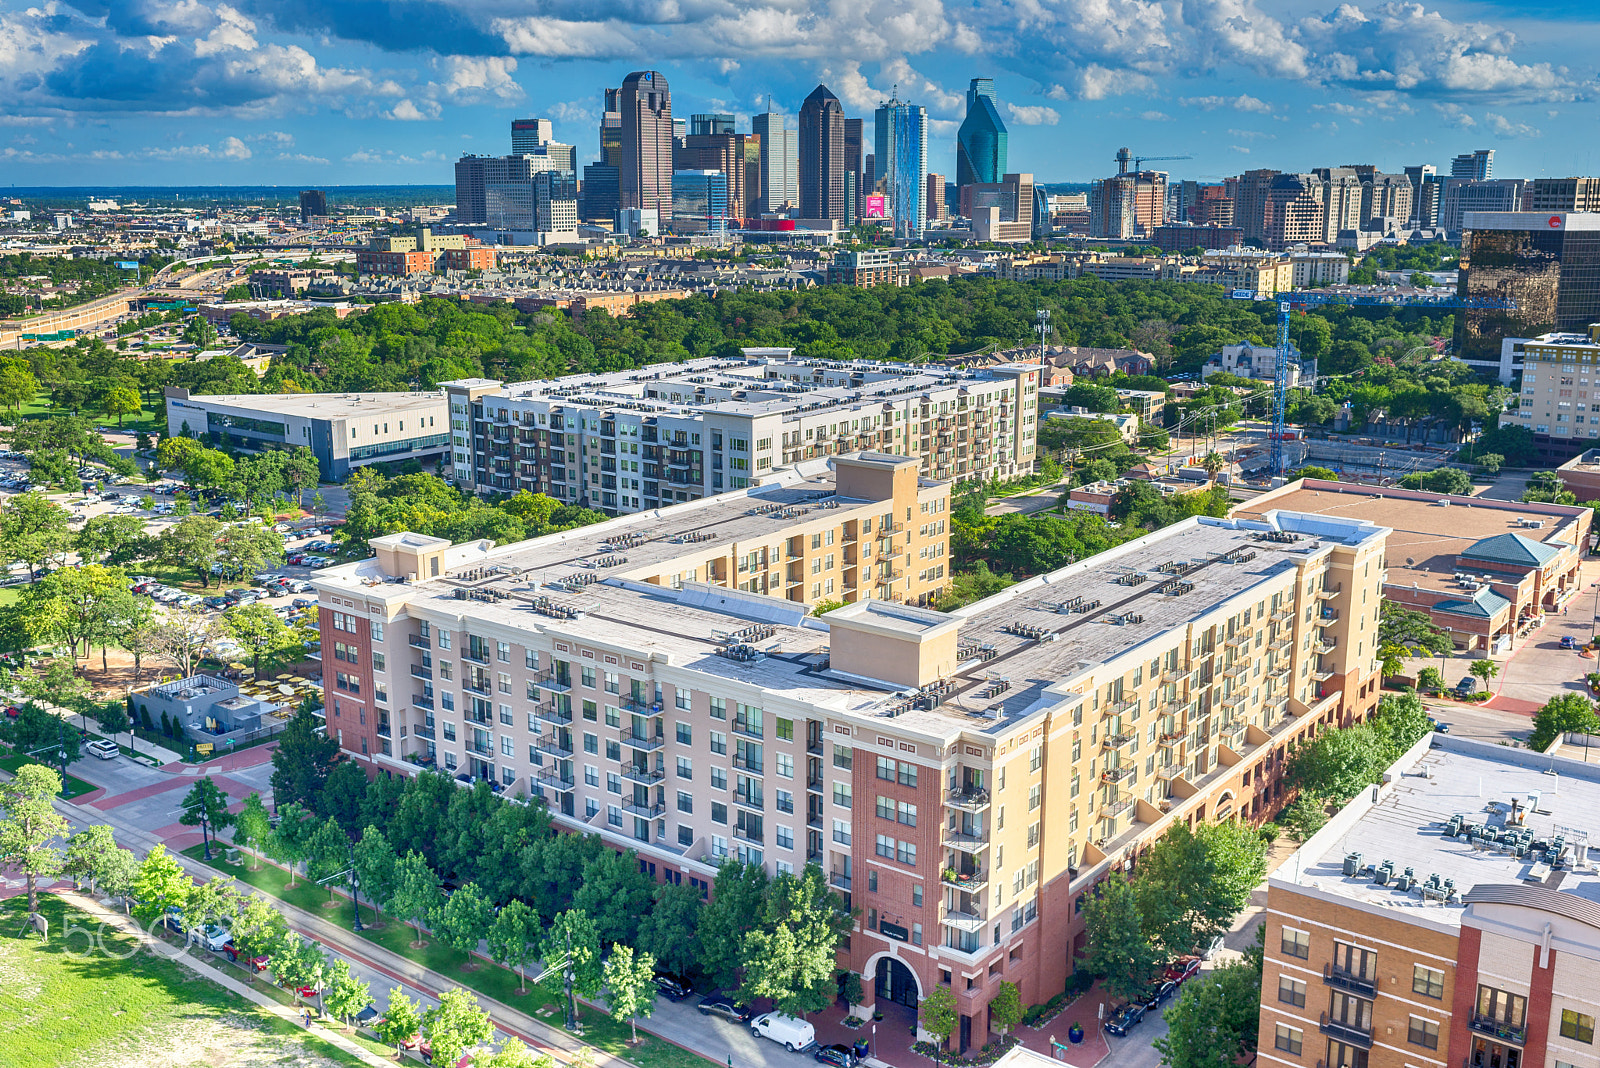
863;195;887;220
115;261;139;270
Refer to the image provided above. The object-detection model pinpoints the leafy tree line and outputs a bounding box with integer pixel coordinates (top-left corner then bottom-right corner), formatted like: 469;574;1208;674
1279;690;1434;839
266;712;853;1015
337;469;606;555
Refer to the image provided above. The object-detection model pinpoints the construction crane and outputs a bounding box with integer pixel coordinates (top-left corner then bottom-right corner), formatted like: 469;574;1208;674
1115;147;1193;174
1227;289;1516;477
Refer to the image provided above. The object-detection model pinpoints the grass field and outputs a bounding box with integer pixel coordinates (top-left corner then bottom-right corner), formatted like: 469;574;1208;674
0;754;98;798
0;895;368;1068
185;847;718;1068
13;390;166;438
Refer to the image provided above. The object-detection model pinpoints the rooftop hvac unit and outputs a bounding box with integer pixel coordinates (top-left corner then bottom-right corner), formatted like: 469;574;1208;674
1342;851;1363;877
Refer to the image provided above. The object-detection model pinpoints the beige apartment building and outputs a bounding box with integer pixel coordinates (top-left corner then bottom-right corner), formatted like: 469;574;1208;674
445;350;1039;516
1510;325;1600;444
1259;733;1600;1068
315;454;1390;1053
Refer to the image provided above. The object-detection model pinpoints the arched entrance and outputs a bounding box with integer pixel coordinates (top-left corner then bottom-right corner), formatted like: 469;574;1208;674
874;955;919;1008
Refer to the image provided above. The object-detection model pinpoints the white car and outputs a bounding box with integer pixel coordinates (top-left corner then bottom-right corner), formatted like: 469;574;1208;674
750;1013;816;1052
196;925;232;952
86;739;119;760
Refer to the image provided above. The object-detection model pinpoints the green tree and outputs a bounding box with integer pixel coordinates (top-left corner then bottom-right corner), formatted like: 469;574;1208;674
224;602;303;678
1288;723;1391;803
0;764;69;913
234;793;273;870
1136;821;1267;957
391;850;440;945
572;847;656;946
423;988;495;1068
0;491;73;578
375;988;424;1054
1378;601;1454;656
155;514;224;586
1529;692;1600;752
696;858;769;990
738;864;852;1018
215;520;285;577
179;777;234;861
270;709;342;810
95;700;131;749
129;844;193;924
990;980;1023;1036
1469;659;1499;690
919;984;959;1047
272;935;329;1007
431;881;496;959
75;513;151;566
267;802;316;888
604;944;658;1043
542;908;604;1027
230;893;290;962
1416;666;1446;692
0;702;83;776
1279;795;1329;841
1082;875;1166;1002
1293;466;1339;481
322;958;372;1028
100;385;143;426
1377;643;1408;678
304;817;352;900
319;757;371;835
64;823;136;897
636;879;704;978
351;825;399;917
1154;960;1263;1068
488;899;542;992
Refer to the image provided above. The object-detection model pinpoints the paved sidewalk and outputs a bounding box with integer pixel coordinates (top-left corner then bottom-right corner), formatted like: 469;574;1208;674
62;889;394;1068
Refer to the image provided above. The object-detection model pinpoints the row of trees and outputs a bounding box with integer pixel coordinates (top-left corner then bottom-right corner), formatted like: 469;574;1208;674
265;713;854;1015
1280;691;1434;839
1080;820;1269;1002
155;437;321;511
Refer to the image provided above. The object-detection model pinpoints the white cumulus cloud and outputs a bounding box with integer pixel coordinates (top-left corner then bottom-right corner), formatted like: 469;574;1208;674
1005;104;1060;126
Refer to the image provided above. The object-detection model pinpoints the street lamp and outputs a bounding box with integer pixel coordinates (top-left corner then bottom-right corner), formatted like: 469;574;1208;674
1590;581;1599;643
349;866;363;933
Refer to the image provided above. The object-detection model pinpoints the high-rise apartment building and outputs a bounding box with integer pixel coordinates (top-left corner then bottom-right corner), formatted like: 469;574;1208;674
961;173;1035;242
1255;732;1600;1068
684;114;729;137
799;85;847;223
1357;172;1413;230
315;482;1387;1053
1451;148;1494;181
298;189;328;222
1502;324;1600;452
600;88;623;167
676;133;755;224
444;348;1040;511
1526;177;1600;213
1314;168;1364;241
1263;174;1327;250
1403;164;1441;227
670;170;729;235
874;96;928;239
956;78;1008;188
1090;171;1167;240
1233;169;1281;247
751;109;797;214
1441;179;1526;232
926;174;946;222
619;71;674;221
1455;211;1600;377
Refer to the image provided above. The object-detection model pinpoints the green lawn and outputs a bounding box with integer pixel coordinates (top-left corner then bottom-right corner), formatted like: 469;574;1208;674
186;848;717;1068
0;586;22;606
0;896;369;1068
0;754;99;798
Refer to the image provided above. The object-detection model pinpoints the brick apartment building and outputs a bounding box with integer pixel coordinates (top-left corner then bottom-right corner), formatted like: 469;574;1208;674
1259;733;1600;1068
314;460;1391;1051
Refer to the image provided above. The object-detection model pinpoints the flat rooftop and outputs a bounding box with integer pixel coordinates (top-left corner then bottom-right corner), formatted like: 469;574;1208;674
1279;736;1600;926
173;391;446;417
1236;480;1583;597
321;492;1386;741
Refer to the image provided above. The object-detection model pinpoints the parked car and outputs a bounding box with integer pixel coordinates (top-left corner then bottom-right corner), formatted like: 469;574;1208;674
815;1045;856;1068
751;1012;816;1052
1455;676;1477;695
292;598;316;609
1103;1002;1145;1036
1561;635;1577;649
1141;979;1179;1009
1164;956;1202;984
653;971;693;1000
196;925;232;952
85;739;119;760
697;993;751;1023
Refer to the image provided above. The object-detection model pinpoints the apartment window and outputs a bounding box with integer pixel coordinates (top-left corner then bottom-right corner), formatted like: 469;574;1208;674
585;798;599;818
606;772;621;795
897;840;916;865
605;740;620;761
1281;927;1310;959
1325;1042;1367;1068
776;825;794;850
898;761;918;787
832;819;850;845
1274;1025;1302;1056
835;783;853;809
608;805;622;827
876;834;895;859
1477;987;1526;1030
711;802;727;825
912;884;923;908
496;641;509;663
677;791;693;814
1027;822;1040;849
676;687;691;710
833;744;852;770
776;717;793;741
1332;942;1376;982
371;621;383;642
581;666;596;688
1408;1017;1440;1050
1028;784;1042;811
678;825;693;846
877;755;895;781
776;753;794;778
1278;976;1306;1008
710;697;726;720
582;699;597;721
1030;745;1042;772
710;767;727;790
775;789;794;814
1561;1010;1595;1044
898;801;917;827
709;731;727;755
676;722;692;745
604;671;620;695
1413;965;1444;999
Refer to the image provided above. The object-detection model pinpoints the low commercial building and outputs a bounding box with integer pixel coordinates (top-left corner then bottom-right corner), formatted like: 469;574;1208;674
444;349;1039;513
357;229;497;275
1046;406;1139;443
1238;480;1589;653
313;460;1389;1052
827;249;909;287
164;387;450;480
1556;447;1600;502
1204;342;1318;389
1258;732;1600;1068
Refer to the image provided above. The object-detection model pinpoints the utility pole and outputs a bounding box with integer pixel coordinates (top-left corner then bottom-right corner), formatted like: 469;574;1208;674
1035;308;1050;364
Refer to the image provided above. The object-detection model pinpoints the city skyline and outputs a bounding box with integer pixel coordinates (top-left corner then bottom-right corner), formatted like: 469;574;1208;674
2;1;1597;186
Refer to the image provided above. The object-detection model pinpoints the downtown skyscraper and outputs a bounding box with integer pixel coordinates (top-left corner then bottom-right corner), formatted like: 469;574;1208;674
956;78;1008;188
751;106;797;214
798;85;847;223
874;94;928;239
619;70;674;220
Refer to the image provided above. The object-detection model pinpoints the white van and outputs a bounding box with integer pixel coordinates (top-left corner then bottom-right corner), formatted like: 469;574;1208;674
750;1013;816;1052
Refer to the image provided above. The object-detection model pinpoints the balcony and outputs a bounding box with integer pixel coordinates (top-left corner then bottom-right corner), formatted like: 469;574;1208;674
1157;764;1184;781
466;742;494;758
412;725;436;740
1101;765;1136;785
1103;798;1135;820
1314;639;1337;655
1319;1014;1374;1049
1223;663;1250;678
1161;667;1193;684
941;908;986;933
1316;586;1341;600
408;635;431;649
617;729;664;752
622;766;665;786
829;870;852;891
1225;632;1253;648
376;723;391;738
412;694;435;709
533;736;573;758
1103;731;1136;751
731;721;764;741
946;788;991;813
459;649;491;666
409;665;433;680
535;703;572;726
461;680;493;697
732;825;764;844
538;671;572;693
943;829;989;853
732;754;764;774
533;765;575;792
621;800;665;819
1468;1015;1526;1045
1314;668;1337;682
1271;638;1293;654
1112;697;1141;715
1322;963;1376;998
1271;609;1294;623
1319;609;1340;622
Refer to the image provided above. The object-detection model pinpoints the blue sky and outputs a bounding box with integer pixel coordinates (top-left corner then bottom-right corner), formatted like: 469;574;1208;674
2;0;1596;188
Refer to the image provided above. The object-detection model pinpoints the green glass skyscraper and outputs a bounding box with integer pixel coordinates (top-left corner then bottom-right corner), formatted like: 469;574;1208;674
956;78;1008;188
